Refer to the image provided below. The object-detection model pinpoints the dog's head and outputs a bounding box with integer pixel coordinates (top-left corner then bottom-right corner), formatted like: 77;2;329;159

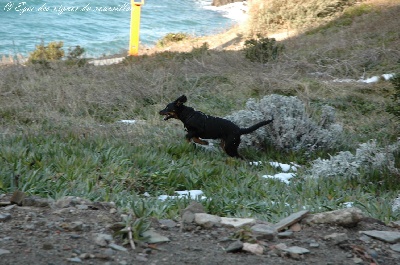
159;95;187;120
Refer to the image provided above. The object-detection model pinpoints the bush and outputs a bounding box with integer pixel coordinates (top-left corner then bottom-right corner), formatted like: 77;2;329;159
243;35;284;63
28;41;65;64
157;32;190;47
306;139;400;191
386;73;400;121
225;94;343;152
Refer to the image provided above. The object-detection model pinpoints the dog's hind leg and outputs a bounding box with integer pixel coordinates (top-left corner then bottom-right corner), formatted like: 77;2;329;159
223;135;243;159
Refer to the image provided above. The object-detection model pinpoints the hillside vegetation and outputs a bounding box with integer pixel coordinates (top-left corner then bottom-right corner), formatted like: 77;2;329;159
0;0;399;222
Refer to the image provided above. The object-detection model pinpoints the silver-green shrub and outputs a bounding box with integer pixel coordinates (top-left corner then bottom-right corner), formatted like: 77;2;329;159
225;94;343;151
307;139;400;178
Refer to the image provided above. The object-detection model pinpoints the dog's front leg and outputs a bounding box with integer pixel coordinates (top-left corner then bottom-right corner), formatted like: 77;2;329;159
185;132;208;145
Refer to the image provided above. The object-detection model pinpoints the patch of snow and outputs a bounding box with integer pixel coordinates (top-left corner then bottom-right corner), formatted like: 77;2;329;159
262;173;296;184
118;120;137;124
158;190;207;201
341;202;354;208
249;161;262;166
269;162;298;172
359;76;380;83
330;73;395;84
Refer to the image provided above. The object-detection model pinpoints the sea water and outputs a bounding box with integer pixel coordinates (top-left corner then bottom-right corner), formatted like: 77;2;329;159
0;0;245;58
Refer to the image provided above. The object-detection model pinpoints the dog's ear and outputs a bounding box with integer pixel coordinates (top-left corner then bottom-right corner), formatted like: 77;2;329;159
175;95;187;106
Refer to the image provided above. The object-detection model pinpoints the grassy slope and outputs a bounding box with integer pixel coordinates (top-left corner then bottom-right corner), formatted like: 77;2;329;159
0;0;399;222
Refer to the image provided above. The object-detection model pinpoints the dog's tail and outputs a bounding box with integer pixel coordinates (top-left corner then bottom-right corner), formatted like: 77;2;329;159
239;118;273;135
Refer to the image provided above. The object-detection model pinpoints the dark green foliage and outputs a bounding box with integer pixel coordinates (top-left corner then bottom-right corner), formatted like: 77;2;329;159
386;74;400;121
66;46;88;66
157;32;190;47
243;35;284;63
28;41;64;64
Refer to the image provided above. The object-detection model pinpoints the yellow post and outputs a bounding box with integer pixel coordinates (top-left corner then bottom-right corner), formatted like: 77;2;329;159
129;0;144;56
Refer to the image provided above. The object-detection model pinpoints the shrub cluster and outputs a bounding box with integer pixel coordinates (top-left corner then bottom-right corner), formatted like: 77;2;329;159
386;73;400;122
243;35;284;63
306;139;400;192
225;94;343;152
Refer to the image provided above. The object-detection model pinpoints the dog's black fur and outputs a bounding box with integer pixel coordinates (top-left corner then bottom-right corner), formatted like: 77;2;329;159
159;95;273;159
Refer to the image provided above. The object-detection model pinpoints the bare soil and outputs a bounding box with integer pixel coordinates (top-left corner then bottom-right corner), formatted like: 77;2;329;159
1;194;400;265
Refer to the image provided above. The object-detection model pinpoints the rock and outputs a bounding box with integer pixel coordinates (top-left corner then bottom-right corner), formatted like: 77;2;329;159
66;257;82;263
94;233;113;247
182;201;205;215
69;221;84;231
142;229;170;244
243;243;264;255
277;231;293;239
0;213;11;222
302;208;364;227
181;202;205;231
109;243;128;252
360;230;400;244
159;219;177;228
10;190;26;206
225;240;243;253
289;222;302;232
0;249;11;255
42;243;54;250
273;210;309;231
251;224;277;241
390;243;400;252
194;213;221;227
220;217;256;228
309;242;320;248
324;233;349;245
22;196;50;207
284;246;310;255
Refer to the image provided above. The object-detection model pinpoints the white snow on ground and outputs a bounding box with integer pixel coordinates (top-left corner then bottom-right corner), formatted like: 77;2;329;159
118;120;137;124
261;172;296;184
158;190;207;201
331;73;395;83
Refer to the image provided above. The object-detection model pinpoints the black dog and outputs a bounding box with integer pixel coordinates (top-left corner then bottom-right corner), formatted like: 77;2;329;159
159;95;273;159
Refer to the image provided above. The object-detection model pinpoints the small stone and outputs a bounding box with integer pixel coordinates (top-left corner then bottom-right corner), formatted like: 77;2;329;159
70;221;84;231
75;204;89;210
42;243;54;250
243;243;263;255
159;219;177;228
390;243;400;252
289;222;302;232
109;208;117;214
142;229;170;243
104;248;114;257
277;231;293;239
273;210;309;231
0;213;11;222
194;213;221;227
284;246;310;255
309;242;320;248
324;233;348;245
109;243;127;252
94;233;113;247
66;257;82;263
352;257;363;264
360;230;400;244
220;217;256;228
225;240;243;253
0;249;11;255
79;253;91;259
251;224;277;241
